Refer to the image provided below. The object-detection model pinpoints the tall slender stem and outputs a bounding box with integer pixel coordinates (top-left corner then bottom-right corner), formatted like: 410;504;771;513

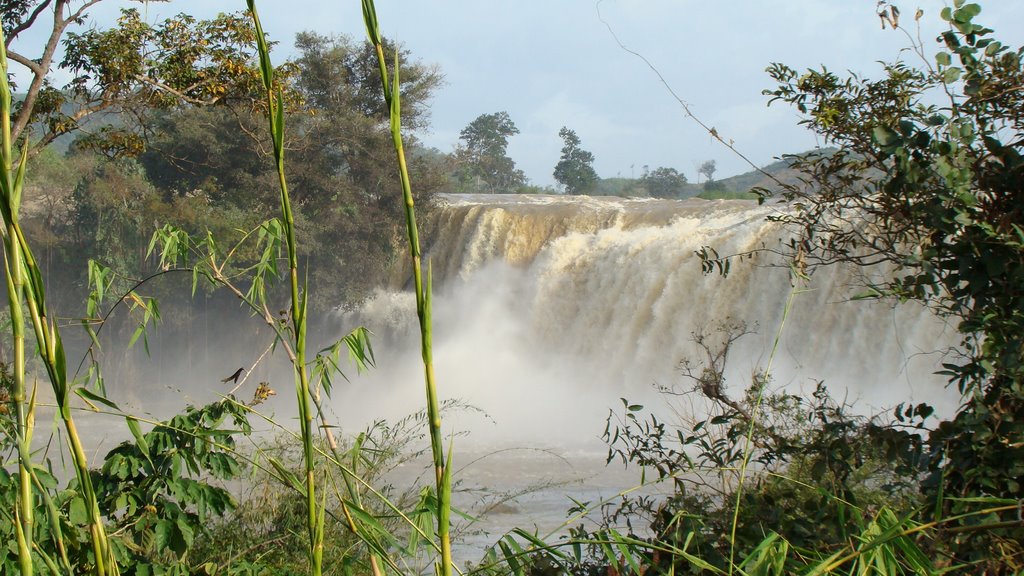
5;218;33;576
245;3;321;574
0;22;34;575
361;2;452;573
1;15;116;576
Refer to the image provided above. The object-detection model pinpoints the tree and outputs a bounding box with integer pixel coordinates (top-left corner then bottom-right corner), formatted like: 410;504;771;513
5;4;285;156
553;126;598;195
697;159;717;183
135;31;447;307
742;1;1023;564
451;111;525;193
639;166;688;198
293;32;441;131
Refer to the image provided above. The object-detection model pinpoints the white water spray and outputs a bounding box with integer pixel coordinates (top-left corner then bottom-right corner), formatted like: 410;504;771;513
335;194;958;451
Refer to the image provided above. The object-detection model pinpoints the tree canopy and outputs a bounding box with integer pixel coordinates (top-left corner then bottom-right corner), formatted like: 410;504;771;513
8;5;447;309
6;4;289;156
744;0;1024;562
697;159;717;183
553;126;598;195
450;111;525;193
639;166;688;198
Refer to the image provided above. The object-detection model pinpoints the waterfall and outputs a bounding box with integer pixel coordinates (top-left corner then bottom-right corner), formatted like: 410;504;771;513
335;194;958;450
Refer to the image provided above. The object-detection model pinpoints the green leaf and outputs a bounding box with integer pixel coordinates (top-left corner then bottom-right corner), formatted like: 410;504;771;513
68;497;88;525
935;51;951;67
497;539;524;576
953;3;981;23
75;387;120;412
361;0;382;45
267;456;303;494
155;518;173;552
126;416;151;462
852;287;883;300
176;516;195;549
344;500;398;547
872;125;899;146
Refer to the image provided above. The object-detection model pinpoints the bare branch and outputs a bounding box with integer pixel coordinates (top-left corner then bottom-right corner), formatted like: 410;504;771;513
594;0;787;191
5;50;46;77
6;0;55;43
10;0;105;142
65;0;105;23
132;74;222;107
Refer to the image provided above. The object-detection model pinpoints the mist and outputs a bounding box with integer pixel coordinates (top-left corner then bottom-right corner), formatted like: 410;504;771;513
328;194;959;453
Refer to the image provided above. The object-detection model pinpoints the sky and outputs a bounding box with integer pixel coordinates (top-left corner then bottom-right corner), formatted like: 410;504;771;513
10;0;1024;188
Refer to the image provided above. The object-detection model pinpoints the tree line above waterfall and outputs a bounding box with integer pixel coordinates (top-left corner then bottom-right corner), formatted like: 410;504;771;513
13;15;782;311
443;109;763;198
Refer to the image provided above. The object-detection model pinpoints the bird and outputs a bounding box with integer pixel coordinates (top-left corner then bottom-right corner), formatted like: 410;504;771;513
221;367;245;384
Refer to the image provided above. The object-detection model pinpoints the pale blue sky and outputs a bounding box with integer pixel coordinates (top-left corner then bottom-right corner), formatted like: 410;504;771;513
11;1;1024;187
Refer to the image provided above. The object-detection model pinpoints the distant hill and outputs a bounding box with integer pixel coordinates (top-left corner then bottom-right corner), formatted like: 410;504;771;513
12;91;123;154
708;150;843;197
589;148;836;200
714;156;799;193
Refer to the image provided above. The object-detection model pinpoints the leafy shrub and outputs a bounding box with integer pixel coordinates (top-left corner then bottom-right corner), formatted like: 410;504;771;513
0;397;252;574
528;324;937;575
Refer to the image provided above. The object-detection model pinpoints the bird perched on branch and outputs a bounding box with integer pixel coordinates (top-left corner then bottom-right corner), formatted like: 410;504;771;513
221;367;245;384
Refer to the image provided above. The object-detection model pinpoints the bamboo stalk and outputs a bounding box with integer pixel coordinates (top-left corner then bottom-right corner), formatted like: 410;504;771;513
244;3;322;574
1;18;35;575
0;17;116;576
360;2;452;573
5;229;34;576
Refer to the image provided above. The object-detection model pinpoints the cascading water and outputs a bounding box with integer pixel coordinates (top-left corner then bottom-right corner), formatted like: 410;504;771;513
335;193;959;452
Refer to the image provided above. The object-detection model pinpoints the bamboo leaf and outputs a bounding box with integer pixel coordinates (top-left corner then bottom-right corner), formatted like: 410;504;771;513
361;0;382;45
126;417;151;462
75;387;120;412
609;529;643;575
267;456;304;494
12;138;27;217
497;539;524;576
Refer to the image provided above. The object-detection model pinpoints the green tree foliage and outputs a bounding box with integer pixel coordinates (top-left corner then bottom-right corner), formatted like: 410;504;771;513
639;166;688;198
487;325;936;575
0;393;252;575
7;4;285;155
553;127;598;195
451;111;526;193
68;156;158;272
294;32;440;130
21;146;88;248
748;0;1023;565
133;31;445;307
13;24;447;311
138;107;275;208
586;383;929;575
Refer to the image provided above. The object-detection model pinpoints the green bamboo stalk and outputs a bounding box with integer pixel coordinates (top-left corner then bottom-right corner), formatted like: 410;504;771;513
310;388;386;576
4;225;34;576
0;18;116;576
0;19;35;575
244;3;322;574
360;2;452;574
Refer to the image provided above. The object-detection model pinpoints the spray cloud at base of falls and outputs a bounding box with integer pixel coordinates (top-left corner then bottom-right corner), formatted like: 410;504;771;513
335;193;958;452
